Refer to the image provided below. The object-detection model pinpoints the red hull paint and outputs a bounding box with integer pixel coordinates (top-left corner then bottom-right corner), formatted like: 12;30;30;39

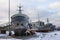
31;29;50;32
36;30;50;32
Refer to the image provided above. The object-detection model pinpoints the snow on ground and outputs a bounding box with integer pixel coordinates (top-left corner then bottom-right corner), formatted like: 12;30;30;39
42;31;60;40
0;34;22;40
26;31;60;40
0;31;60;40
0;39;22;40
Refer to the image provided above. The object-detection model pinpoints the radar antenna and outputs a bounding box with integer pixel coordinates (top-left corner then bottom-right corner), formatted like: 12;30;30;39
18;4;23;14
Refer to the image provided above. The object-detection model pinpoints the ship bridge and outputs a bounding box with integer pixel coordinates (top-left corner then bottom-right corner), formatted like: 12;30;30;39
11;5;29;30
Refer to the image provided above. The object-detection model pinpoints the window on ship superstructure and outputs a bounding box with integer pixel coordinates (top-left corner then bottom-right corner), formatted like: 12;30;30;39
12;16;26;22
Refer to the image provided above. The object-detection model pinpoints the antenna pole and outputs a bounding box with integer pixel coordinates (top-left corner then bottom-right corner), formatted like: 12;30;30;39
38;12;40;21
18;4;23;14
47;18;49;24
38;12;40;27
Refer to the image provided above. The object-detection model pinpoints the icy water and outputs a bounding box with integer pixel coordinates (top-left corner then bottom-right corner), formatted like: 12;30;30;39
0;31;60;40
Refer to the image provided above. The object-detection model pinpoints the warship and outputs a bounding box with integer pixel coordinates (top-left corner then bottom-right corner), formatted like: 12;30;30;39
10;5;35;36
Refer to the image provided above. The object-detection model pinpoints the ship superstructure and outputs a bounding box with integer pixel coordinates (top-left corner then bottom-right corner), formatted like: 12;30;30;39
31;18;55;32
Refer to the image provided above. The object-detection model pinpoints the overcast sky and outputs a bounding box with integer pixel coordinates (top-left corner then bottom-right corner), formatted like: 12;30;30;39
0;0;60;27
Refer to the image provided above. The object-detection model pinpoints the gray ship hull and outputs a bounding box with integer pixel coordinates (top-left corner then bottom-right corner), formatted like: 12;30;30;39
14;28;27;36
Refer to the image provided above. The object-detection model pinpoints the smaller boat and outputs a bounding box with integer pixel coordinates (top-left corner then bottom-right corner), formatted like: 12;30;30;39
31;20;55;32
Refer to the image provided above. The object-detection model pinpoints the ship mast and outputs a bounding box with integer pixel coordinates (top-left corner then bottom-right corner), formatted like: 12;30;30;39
47;18;49;24
19;6;22;13
38;12;40;27
38;12;40;21
18;4;22;14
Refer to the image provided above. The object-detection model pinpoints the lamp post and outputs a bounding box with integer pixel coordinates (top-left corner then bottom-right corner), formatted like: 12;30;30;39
8;0;11;36
8;0;10;25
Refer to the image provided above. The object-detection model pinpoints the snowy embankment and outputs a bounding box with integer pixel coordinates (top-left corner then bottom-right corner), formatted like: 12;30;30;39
0;34;22;40
42;31;60;40
26;31;60;40
0;31;60;40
